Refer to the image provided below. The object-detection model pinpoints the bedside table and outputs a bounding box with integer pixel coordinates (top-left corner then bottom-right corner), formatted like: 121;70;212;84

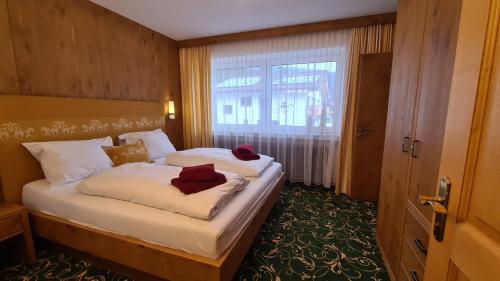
0;203;36;263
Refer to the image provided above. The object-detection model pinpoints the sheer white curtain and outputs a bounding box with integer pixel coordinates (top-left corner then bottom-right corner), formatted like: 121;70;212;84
211;30;352;187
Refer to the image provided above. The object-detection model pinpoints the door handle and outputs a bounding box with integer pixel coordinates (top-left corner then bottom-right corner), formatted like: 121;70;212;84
419;197;447;214
356;127;373;138
411;140;420;158
357;127;373;132
419;177;451;241
402;136;410;152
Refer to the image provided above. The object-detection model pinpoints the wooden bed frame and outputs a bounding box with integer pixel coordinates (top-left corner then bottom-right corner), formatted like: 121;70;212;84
0;96;286;281
30;174;284;281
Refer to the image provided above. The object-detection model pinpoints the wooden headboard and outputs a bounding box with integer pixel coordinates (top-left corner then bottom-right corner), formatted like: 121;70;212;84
0;95;168;204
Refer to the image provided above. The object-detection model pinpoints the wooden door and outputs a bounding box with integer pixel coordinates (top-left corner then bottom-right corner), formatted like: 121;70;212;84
377;0;428;276
350;53;392;201
424;0;500;280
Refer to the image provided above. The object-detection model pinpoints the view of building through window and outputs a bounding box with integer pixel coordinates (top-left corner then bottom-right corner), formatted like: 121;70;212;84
212;59;338;134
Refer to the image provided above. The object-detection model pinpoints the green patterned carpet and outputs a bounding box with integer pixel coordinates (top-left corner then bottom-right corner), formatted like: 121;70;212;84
0;183;389;281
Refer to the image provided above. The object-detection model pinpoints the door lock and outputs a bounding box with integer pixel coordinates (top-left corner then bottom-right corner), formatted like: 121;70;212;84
418;177;451;241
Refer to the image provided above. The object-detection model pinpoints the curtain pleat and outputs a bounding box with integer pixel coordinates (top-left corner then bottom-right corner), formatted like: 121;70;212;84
179;46;213;149
336;24;394;194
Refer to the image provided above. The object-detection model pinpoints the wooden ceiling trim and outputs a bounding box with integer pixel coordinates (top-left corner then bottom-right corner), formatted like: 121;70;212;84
177;12;397;48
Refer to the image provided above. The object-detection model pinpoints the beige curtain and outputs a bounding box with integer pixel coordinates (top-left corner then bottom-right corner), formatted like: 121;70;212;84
336;24;394;194
179;45;213;149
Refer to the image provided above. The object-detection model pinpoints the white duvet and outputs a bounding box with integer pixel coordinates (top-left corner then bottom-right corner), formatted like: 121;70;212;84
165;148;274;177
76;163;249;220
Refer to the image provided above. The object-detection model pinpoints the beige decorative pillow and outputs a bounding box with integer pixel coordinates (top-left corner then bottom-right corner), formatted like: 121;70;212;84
102;140;151;166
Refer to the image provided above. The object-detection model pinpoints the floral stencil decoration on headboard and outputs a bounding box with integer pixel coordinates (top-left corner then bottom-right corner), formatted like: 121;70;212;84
0;122;35;141
82;120;109;133
41;121;78;136
154;117;165;127
0;116;165;142
136;117;153;128
112;119;134;130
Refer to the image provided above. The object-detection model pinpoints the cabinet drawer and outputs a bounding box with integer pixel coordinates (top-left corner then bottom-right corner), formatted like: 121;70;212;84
398;265;411;281
0;214;23;240
404;209;429;264
400;238;425;281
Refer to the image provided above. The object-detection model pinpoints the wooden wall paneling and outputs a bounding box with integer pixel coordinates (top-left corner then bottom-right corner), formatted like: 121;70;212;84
1;0;184;145
155;36;170;98
5;0;44;95
159;36;184;149
64;0;104;99
8;0;104;98
3;0;179;102
407;0;463;223
0;0;19;94
96;7;142;100
377;0;428;277
138;26;161;101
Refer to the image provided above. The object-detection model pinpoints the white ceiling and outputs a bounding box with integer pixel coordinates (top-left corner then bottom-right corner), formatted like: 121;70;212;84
90;0;398;41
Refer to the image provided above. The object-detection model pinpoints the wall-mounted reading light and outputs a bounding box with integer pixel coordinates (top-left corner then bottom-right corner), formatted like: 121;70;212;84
168;101;175;120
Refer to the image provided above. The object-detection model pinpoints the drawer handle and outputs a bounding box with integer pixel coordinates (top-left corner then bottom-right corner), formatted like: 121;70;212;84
411;140;420;158
414;239;428;255
410;270;419;281
402;136;410;152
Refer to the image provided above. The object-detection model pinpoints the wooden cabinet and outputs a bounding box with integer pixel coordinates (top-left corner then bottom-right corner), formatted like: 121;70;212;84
0;204;36;264
377;0;463;280
377;0;427;273
407;0;463;223
400;238;425;281
403;209;429;265
0;213;23;238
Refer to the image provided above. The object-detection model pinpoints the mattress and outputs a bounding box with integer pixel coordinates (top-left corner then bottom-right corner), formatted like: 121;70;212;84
23;163;282;259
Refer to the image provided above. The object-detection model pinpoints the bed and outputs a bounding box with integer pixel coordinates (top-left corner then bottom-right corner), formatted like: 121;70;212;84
23;163;282;259
0;95;285;281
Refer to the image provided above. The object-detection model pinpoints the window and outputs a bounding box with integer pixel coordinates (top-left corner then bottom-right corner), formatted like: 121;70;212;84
212;47;347;136
213;66;263;126
270;62;337;130
211;29;351;187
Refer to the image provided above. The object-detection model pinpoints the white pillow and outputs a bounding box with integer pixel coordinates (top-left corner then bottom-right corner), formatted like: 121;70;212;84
118;129;176;159
23;137;113;186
